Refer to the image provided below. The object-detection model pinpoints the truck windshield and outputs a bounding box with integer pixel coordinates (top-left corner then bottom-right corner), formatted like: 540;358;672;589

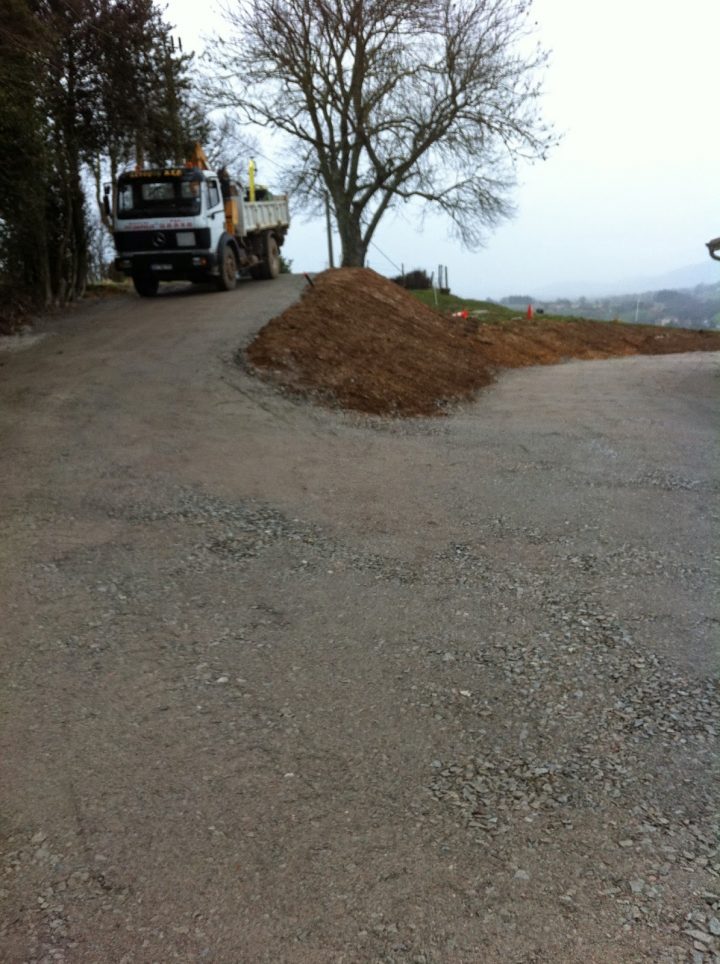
117;176;202;219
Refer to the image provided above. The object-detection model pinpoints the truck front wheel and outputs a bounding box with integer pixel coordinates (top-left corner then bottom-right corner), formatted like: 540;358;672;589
133;274;159;298
217;243;238;291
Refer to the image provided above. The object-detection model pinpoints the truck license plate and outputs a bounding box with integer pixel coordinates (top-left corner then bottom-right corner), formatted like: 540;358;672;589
151;263;172;271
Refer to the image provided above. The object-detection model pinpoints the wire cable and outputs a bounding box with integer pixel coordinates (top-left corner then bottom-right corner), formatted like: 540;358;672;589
368;240;402;273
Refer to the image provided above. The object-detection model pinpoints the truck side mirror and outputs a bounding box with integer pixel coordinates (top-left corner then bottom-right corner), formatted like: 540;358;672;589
103;185;111;219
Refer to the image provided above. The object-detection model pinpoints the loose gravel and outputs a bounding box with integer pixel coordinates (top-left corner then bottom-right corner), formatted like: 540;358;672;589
0;286;717;962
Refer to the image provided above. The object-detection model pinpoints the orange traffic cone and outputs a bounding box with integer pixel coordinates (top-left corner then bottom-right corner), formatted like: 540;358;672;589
526;304;534;320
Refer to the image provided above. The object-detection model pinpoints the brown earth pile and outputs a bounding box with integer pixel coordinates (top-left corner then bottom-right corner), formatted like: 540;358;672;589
245;268;720;416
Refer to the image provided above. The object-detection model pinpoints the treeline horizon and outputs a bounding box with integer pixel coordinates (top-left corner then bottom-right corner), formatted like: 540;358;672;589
501;282;720;329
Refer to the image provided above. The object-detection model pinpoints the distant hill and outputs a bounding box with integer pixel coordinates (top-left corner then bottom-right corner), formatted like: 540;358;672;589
500;280;720;330
530;261;720;300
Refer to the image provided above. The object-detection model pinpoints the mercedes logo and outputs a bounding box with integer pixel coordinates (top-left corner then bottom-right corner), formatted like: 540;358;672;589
153;232;166;247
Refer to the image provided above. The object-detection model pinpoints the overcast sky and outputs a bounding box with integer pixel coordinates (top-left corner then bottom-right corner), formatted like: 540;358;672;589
167;0;720;299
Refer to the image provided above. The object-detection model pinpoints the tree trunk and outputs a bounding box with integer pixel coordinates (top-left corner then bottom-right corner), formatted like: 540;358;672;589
110;152;119;228
336;212;367;268
93;155;113;234
70;165;88;300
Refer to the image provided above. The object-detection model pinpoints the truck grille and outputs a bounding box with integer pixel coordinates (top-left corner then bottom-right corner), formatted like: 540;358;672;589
115;229;211;252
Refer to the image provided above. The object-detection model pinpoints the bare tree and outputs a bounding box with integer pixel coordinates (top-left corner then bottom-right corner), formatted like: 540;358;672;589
208;0;554;266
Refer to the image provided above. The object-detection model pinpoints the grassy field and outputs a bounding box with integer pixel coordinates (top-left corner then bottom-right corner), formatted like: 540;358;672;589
407;289;630;327
408;289;541;324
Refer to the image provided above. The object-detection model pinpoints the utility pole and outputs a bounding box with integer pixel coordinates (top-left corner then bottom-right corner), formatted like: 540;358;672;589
324;192;335;269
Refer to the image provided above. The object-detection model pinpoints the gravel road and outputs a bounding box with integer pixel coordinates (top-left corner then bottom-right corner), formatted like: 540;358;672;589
1;278;718;963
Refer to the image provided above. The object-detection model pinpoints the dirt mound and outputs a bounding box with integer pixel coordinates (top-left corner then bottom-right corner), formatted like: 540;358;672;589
245;268;720;416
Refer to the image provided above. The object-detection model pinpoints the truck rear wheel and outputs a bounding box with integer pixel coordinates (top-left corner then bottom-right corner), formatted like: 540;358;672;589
251;233;281;281
133;274;159;297
216;243;238;291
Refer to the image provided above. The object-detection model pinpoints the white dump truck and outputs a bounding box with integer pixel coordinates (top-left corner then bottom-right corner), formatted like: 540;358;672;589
107;145;290;296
